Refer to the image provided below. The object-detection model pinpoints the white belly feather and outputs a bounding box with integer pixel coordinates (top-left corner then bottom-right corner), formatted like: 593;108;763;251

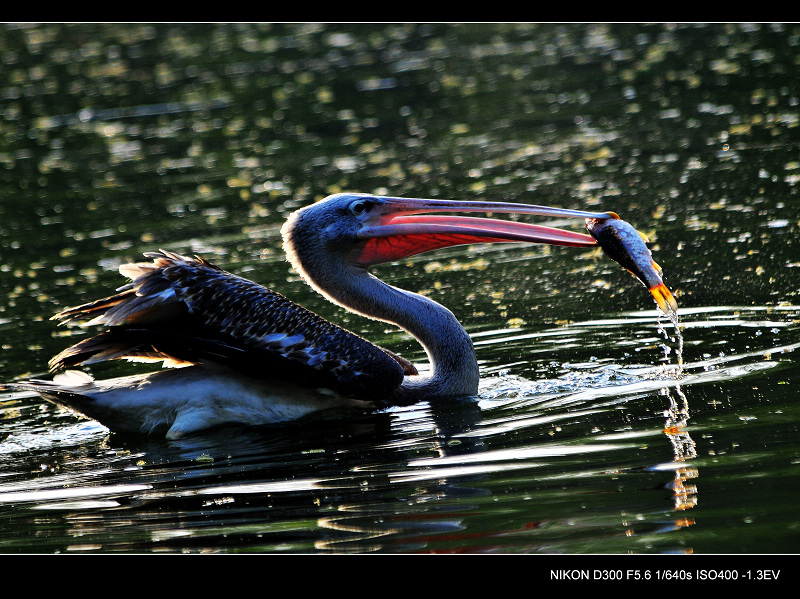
34;366;373;439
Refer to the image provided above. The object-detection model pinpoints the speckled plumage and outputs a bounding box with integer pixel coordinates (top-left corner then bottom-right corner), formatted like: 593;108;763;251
50;251;411;403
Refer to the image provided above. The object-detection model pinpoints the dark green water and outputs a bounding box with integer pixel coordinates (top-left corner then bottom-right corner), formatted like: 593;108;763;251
0;23;799;557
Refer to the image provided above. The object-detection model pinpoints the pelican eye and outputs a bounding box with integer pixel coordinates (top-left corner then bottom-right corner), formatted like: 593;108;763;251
349;199;371;216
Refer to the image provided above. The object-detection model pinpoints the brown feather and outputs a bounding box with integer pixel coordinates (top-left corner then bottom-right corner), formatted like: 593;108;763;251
50;251;410;400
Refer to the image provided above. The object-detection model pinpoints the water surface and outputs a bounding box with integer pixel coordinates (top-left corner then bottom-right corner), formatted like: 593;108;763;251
0;23;799;556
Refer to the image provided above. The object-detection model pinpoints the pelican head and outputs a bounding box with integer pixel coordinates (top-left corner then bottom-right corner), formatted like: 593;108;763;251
282;192;607;274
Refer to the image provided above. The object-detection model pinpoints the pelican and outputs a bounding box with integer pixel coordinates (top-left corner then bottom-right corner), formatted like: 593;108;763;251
4;193;676;438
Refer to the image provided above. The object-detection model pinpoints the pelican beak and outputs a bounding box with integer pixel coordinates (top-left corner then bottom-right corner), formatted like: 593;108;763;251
354;196;607;266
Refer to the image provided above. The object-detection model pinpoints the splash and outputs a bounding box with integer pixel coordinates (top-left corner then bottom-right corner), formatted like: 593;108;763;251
657;298;684;373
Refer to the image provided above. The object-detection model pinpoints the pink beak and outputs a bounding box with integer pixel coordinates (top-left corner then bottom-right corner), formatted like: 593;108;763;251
353;196;606;266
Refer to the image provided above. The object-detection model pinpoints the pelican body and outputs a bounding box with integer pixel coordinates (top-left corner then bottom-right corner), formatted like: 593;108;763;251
4;193;676;438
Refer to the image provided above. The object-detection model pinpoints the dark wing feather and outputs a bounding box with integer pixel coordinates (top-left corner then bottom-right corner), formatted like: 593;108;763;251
50;251;411;400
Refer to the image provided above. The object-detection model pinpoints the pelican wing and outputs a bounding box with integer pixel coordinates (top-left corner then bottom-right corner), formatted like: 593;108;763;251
50;251;409;400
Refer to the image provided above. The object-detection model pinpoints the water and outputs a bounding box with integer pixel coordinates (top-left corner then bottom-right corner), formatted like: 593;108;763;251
1;23;799;558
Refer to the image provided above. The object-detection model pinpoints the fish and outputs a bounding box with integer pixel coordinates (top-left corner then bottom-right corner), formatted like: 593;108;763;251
586;212;678;318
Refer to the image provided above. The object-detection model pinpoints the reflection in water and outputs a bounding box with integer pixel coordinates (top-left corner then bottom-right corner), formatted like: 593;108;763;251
2;304;796;553
312;352;700;553
1;23;800;553
662;384;698;516
655;312;697;540
659;313;698;516
314;398;488;553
